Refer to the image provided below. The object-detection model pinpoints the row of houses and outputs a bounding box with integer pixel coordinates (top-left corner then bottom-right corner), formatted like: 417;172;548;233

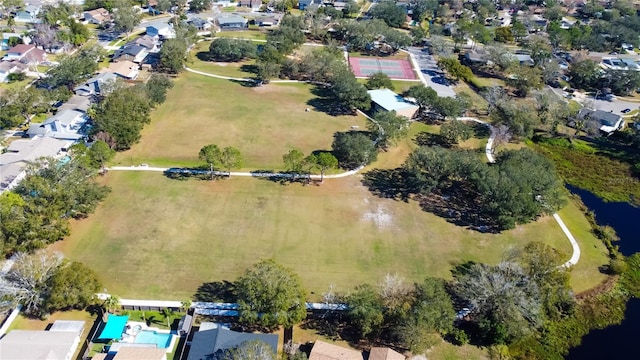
0;44;48;82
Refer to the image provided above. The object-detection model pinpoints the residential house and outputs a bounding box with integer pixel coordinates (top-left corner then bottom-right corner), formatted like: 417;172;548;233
2;32;31;51
299;0;316;10
254;16;278;27
308;340;364;360
238;0;262;11
601;57;640;71
92;346;167;360
131;35;159;52
74;71;118;96
84;7;111;25
560;16;576;29
2;44;46;64
27;109;88;140
146;23;176;39
106;60;139;80
147;0;160;15
216;15;248;30
14;5;41;23
0;136;71;192
188;18;212;32
576;109;624;134
0;321;84;360
113;43;149;63
369;347;405;360
186;323;278;360
367;88;419;119
0;60;27;82
514;53;534;66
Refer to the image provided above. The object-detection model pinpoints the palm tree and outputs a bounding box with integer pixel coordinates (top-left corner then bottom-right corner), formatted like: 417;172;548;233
104;295;120;314
161;308;173;329
180;300;192;313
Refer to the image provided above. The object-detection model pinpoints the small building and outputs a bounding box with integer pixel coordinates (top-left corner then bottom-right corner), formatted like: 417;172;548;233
2;32;31;50
255;16;278;27
0;60;27;82
14;5;41;23
146;23;176;39
188;18;212;31
74;72;118;96
299;0;316;10
130;35;159;52
0;328;81;360
308;340;364;360
238;0;262;11
106;60;140;80
84;7;111;24
216;15;248;30
92;346;167;360
186;324;278;360
49;320;86;335
367;88;419;119
369;347;405;360
27;109;88;140
113;43;149;63
576;109;624;134
2;44;46;63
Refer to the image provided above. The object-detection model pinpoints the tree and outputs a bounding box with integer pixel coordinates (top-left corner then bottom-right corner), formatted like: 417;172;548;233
208;38;257;62
370;111;409;149
494;26;514;43
331;132;377;169
199;144;222;179
41;46;102;89
112;0;141;38
365;72;394;90
453;262;543;344
88;140;116;170
159;38;187;74
525;34;552;66
214;340;276;360
189;0;211;12
0;251;64;316
328;68;371;113
161;307;173;328
437;57;473;82
346;284;384;338
440;120;473;145
370;1;407;28
568;59;601;91
236;259;307;329
412;0;438;23
282;148;305;175
313;152;338;182
91;85;152;150
398;277;455;353
104;295;120;313
406;85;437;114
45;261;101;312
220;146;243;173
505;65;543;97
145;74;174;105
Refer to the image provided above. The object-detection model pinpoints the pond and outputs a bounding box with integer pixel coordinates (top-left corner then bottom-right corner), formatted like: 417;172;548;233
565;185;640;359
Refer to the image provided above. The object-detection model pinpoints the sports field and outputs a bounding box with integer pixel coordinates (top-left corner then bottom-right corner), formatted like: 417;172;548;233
349;56;416;80
113;72;368;169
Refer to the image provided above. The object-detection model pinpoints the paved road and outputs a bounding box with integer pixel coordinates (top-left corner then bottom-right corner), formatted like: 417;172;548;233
407;46;456;97
548;86;639;114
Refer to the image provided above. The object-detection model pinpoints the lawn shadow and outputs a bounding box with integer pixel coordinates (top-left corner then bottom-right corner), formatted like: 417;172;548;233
230;78;259;87
417;189;499;233
195;51;212;62
361;168;413;202
240;64;259;75
471;122;491;138
307;86;356;116
414;131;450;147
194;281;237;302
163;167;223;181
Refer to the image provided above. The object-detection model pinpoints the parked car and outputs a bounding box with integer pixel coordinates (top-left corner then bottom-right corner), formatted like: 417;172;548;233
622;108;631;114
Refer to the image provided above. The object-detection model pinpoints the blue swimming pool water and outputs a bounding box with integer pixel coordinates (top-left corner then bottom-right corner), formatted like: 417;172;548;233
134;330;172;348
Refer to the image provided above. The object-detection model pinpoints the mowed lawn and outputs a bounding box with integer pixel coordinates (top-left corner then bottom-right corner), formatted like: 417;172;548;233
55;170;602;300
113;72;368;169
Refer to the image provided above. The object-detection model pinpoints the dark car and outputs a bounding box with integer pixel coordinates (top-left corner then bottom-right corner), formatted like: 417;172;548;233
622;108;632;114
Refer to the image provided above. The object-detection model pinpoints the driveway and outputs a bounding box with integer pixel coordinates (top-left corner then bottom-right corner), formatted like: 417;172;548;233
548;87;639;114
407;46;456;97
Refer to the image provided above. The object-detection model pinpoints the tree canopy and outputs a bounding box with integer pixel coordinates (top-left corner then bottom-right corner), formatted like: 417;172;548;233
370;1;407;28
331;131;378;169
208;38;257;62
236;259;307;329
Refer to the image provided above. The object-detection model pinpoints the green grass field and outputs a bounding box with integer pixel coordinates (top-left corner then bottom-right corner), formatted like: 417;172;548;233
113;72;368;170
214;31;267;41
187;41;256;78
57;169;601;300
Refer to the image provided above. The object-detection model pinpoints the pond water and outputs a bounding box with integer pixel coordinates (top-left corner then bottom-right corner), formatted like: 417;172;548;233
564;185;640;359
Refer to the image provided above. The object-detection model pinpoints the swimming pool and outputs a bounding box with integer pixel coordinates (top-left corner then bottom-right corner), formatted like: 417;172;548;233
134;330;172;348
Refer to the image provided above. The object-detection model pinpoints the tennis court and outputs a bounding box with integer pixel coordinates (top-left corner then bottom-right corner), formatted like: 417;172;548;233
349;57;417;80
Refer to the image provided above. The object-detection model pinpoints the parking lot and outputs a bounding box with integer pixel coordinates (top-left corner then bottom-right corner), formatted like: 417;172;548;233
407;46;456;97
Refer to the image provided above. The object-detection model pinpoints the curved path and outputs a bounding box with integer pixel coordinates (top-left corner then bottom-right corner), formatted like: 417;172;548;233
117;67;582;268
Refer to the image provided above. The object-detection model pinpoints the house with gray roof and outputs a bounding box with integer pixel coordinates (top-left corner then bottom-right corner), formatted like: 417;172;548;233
186;324;278;360
113;43;149;63
0;329;81;360
74;72;118;96
27;109;87;140
367;88;419;119
14;5;41;23
216;15;248;30
576;109;625;134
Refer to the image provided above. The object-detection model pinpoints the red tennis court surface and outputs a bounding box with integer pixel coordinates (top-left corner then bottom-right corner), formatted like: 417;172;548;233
349;57;416;80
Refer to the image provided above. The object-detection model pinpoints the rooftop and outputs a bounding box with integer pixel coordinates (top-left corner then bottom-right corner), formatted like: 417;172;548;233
49;320;85;335
187;326;278;360
369;347;405;360
217;15;247;25
0;330;79;360
367;88;419;112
